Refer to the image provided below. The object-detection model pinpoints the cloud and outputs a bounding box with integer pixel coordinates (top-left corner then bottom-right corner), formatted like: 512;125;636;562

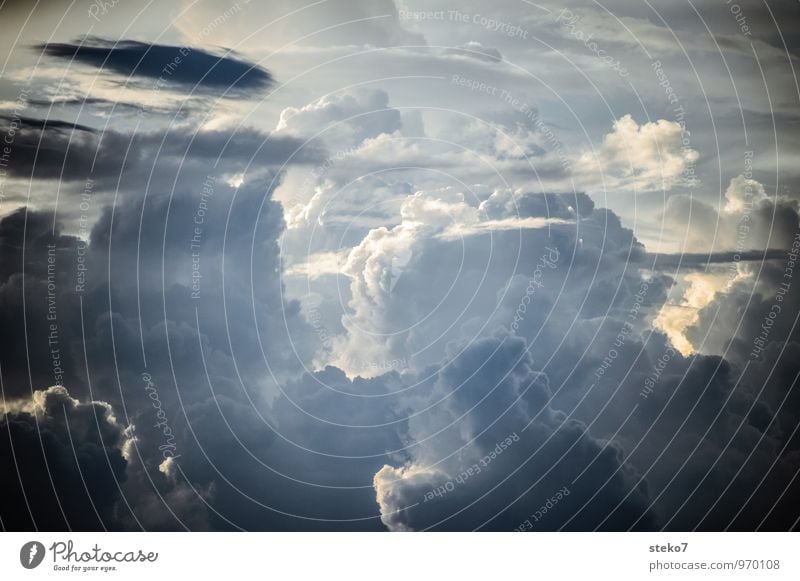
317;189;602;378
284;250;349;279
0;386;130;530
661;178;799;254
653;271;740;356
173;0;425;50
37;37;273;94
3;0;800;531
21;96;192;119
275;89;402;148
653;176;800;355
0;170;315;529
3;179;800;530
446;41;503;63
325;188;536;376
724;175;768;214
373;334;656;531
0;115;124;182
0;209;88;395
644;250;789;269
577;115;698;192
0;115;321;186
0;114;96;133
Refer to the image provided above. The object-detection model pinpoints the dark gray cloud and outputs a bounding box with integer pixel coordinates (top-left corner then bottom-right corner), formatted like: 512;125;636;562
0;386;128;531
0;209;87;395
358;187;800;531
22;96;194;119
644;249;788;269
0;115;323;183
0;114;96;133
2;185;800;530
375;334;656;531
37;37;273;94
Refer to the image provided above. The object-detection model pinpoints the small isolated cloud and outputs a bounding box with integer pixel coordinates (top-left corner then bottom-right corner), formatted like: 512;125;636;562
446;41;503;63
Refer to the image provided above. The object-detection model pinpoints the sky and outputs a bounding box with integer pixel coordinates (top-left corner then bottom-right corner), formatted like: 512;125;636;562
0;0;799;531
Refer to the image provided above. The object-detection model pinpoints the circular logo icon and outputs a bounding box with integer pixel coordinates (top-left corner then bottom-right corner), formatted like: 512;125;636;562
19;541;45;569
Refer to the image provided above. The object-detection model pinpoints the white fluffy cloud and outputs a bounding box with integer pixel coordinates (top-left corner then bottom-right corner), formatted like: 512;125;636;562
310;189;567;376
276;89;402;147
723;174;768;214
653;174;796;355
577;115;698;192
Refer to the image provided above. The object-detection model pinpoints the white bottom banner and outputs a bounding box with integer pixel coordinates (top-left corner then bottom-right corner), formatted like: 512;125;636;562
1;533;798;579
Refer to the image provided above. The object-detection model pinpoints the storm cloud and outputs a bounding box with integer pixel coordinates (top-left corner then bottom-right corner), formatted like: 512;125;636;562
1;0;799;534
